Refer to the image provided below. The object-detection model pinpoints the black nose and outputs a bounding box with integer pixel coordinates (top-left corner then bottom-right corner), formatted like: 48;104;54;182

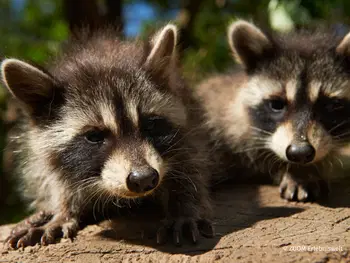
286;143;315;164
126;168;159;193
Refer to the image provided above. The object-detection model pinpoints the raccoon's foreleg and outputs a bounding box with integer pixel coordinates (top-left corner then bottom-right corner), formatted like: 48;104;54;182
279;167;329;202
6;211;79;249
156;176;214;245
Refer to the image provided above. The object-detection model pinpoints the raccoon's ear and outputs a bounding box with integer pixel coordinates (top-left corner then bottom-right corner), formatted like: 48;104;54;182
336;32;350;56
1;59;55;116
145;24;177;69
228;20;273;69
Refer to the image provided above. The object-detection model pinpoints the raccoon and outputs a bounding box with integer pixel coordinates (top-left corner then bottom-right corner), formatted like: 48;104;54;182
195;20;350;202
1;24;213;249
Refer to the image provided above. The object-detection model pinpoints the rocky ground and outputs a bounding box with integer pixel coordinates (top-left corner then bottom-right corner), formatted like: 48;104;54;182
0;182;349;263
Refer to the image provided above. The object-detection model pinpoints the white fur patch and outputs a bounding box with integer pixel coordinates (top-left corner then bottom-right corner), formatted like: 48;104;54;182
41;111;96;148
144;143;165;182
99;102;118;133
101;144;165;198
101;151;131;193
240;76;283;106
324;80;350;100
224;98;250;141
336;31;350;55
269;123;294;161
126;100;139;126
286;79;297;102
308;81;321;103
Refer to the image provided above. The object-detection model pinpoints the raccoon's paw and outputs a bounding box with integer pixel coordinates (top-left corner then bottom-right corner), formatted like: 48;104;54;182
5;211;53;248
279;173;329;202
6;211;53;237
5;215;79;249
156;217;214;246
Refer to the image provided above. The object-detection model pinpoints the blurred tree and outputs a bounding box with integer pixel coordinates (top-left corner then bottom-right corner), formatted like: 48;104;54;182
1;0;350;224
0;0;68;224
63;0;124;35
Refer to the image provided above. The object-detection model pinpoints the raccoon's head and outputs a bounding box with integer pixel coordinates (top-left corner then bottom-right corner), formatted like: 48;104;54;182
228;20;350;165
1;24;187;199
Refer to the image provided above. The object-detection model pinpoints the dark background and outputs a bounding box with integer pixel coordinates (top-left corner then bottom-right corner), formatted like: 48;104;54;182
1;0;350;224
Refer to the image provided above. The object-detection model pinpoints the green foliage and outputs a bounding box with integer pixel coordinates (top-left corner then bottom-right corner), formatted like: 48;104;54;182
181;2;233;83
0;0;68;63
0;0;68;224
1;0;350;224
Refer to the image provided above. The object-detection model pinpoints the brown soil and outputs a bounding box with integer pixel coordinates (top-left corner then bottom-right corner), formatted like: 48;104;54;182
1;183;349;263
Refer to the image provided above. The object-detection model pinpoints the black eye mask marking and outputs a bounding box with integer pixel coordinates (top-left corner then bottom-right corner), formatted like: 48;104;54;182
140;115;179;154
315;95;350;138
249;97;288;134
55;128;113;180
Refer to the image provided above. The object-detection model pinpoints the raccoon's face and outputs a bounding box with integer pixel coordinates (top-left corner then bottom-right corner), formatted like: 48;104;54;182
1;25;186;198
228;21;350;165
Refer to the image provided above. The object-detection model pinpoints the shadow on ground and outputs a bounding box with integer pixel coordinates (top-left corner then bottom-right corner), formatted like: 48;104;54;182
97;183;304;256
319;178;350;208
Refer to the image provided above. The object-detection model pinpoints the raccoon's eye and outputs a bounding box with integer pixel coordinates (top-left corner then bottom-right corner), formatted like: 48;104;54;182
84;130;106;144
142;115;174;137
269;98;286;112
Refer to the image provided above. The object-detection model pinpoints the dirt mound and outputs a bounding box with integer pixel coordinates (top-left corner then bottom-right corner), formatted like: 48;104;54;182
1;183;349;263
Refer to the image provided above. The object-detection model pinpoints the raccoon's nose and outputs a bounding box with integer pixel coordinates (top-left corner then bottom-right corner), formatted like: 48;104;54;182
126;168;159;193
286;143;315;164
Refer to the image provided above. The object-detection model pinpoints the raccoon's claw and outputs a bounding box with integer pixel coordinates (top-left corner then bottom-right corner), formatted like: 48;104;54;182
16;228;45;249
198;219;215;238
279;173;329;202
5;211;53;249
5;214;79;249
156;218;172;245
7;211;53;238
156;217;214;246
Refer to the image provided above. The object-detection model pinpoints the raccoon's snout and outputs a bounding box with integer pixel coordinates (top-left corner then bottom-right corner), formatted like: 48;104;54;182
126;167;160;193
286;143;315;164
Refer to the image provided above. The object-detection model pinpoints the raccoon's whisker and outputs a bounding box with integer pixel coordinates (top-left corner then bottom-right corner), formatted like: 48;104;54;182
262;152;276;170
332;139;350;149
98;191;108;215
112;197;122;207
102;193;112;220
327;160;334;173
331;156;344;169
232;147;267;154
249;137;270;142
328;120;350;133
277;159;285;171
162;129;189;153
332;140;349;148
92;192;100;222
286;163;290;174
267;154;279;175
161;147;194;156
250;126;273;135
166;156;206;166
81;184;103;213
166;172;198;193
92;188;108;221
68;177;98;190
255;150;271;161
333;130;350;139
268;156;280;175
